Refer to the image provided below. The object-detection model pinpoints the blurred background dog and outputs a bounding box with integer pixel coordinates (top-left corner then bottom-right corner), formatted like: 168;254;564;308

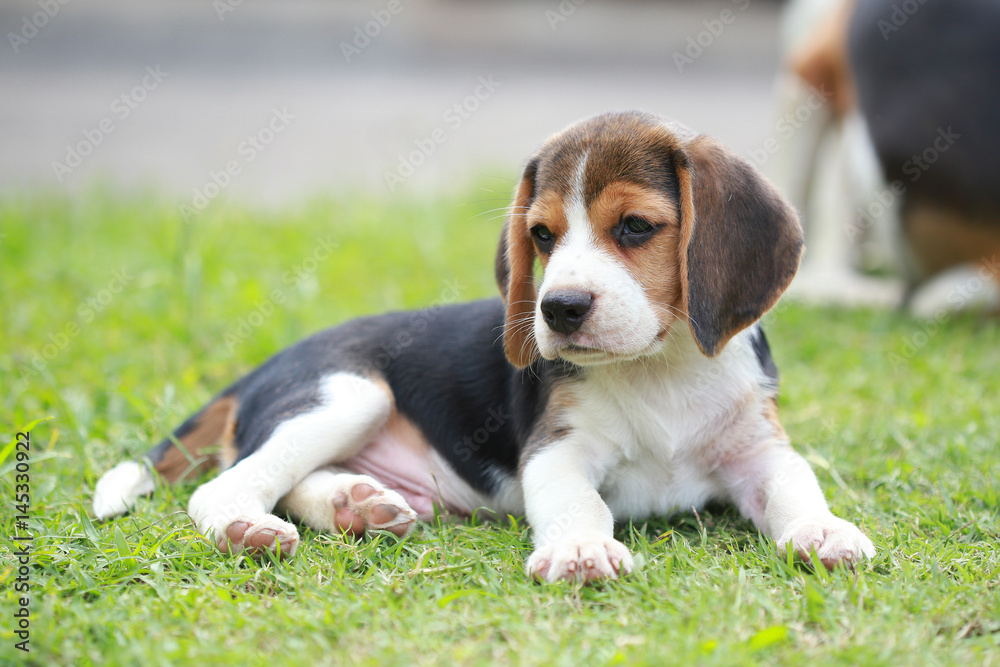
773;0;1000;316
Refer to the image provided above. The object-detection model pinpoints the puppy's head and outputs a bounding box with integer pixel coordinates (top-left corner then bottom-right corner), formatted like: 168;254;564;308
496;111;803;368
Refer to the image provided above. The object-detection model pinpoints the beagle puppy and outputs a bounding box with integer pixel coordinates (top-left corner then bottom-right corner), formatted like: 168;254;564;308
93;111;875;582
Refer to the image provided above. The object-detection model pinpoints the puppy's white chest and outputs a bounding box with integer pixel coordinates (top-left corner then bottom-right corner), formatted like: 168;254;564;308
567;341;762;520
572;386;718;519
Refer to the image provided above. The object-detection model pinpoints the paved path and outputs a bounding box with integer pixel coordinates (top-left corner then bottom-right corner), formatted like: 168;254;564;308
1;0;784;205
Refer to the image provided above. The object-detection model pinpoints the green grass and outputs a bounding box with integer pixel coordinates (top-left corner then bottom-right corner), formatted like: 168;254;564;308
1;190;998;666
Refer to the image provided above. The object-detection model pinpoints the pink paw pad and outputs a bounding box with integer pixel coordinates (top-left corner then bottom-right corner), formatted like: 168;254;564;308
330;481;416;538
527;534;635;584
218;516;299;558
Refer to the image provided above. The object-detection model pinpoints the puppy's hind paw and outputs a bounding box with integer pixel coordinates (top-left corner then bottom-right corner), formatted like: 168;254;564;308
219;514;300;559
331;478;417;538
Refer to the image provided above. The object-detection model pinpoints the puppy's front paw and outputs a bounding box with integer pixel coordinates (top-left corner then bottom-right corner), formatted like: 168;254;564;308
776;515;875;570
527;533;634;583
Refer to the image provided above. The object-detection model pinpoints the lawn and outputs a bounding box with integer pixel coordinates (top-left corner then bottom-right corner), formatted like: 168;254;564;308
1;190;998;666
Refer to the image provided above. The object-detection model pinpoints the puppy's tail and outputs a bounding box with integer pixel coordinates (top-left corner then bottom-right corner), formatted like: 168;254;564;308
92;390;240;520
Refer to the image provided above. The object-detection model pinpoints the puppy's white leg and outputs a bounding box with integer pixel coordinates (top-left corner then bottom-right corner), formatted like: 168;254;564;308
522;442;632;583
188;373;392;557
722;444;875;570
276;467;417;538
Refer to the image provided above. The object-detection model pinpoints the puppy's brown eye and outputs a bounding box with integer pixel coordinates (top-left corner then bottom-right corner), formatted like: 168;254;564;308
531;225;555;251
622;216;653;235
617;215;658;249
532;225;553;241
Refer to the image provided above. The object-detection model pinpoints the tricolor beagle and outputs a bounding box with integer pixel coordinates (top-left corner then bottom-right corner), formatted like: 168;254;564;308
93;111;875;582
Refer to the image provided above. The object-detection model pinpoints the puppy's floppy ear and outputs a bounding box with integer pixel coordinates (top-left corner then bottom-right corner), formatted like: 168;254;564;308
496;157;540;369
676;135;804;356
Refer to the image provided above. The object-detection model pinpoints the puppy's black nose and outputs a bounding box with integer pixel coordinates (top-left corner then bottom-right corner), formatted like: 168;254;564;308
540;290;594;335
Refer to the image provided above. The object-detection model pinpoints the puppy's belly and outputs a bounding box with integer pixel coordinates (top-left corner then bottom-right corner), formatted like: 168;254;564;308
340;413;492;521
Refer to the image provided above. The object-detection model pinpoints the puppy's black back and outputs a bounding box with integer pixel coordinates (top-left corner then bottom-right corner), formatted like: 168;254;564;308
228;299;568;494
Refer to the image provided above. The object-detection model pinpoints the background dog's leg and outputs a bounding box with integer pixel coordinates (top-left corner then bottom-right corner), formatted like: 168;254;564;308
521;442;633;583
721;445;875;570
276;466;417;538
187;373;392;558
